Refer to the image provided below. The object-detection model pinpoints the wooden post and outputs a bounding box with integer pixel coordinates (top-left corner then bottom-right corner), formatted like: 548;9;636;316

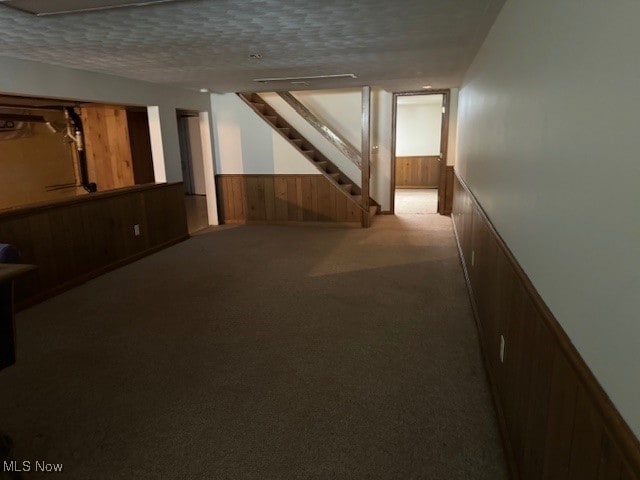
361;86;371;228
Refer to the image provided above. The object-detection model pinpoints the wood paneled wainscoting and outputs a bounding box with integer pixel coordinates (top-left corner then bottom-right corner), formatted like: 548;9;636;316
0;183;188;308
452;174;640;480
216;174;362;224
395;155;440;188
443;165;455;215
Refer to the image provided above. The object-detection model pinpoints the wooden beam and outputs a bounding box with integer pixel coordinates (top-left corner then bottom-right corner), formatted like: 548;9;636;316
361;86;371;228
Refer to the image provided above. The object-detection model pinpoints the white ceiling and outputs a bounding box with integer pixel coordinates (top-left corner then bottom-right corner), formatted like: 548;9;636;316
0;0;505;93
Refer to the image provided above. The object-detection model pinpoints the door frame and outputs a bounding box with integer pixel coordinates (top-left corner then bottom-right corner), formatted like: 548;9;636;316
175;108;220;226
176;109;199;195
390;89;450;215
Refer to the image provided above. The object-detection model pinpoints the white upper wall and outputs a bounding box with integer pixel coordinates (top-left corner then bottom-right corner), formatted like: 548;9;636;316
211;93;318;175
261;92;362;185
457;0;640;435
213;89;394;211
0;56;212;184
371;88;393;211
396;96;442;156
292;89;361;150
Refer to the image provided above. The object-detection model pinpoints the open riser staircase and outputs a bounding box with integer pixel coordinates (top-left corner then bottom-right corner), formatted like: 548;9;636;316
237;92;377;219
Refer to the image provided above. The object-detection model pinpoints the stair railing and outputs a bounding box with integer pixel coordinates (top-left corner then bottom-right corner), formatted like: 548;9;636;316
277;92;362;168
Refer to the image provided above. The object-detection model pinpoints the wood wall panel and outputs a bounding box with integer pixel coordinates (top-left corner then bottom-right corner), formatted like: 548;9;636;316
395;155;440;188
80;105;135;191
452;174;640;480
126;110;155;185
216;175;361;224
444;166;454;214
0;183;187;307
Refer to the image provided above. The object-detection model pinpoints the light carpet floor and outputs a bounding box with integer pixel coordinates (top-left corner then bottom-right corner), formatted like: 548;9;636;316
1;214;507;479
395;189;438;214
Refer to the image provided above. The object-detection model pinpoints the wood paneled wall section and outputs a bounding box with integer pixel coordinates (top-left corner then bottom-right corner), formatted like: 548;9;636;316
80;105;135;191
216;175;361;224
452;174;640;480
443;166;454;215
395;155;440;188
0;183;187;307
126;110;155;185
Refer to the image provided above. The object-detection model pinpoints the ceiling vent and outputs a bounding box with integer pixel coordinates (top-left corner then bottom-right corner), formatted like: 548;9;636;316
253;74;357;86
0;0;184;16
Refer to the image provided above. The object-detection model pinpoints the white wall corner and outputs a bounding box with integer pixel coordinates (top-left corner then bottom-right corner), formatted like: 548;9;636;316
147;106;167;183
199;110;219;226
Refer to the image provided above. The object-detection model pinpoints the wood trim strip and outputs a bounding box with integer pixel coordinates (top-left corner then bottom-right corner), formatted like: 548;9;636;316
360;86;371;228
444;166;454;215
452;171;640;479
390;94;398;214
437;93;450;215
277;92;362;168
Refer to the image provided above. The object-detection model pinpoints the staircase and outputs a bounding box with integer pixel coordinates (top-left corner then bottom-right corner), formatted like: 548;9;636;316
237;92;378;218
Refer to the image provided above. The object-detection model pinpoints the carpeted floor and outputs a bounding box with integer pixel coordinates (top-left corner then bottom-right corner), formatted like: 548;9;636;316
0;214;507;479
395;189;438;214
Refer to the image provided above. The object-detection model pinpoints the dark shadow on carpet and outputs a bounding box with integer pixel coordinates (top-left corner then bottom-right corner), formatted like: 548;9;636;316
1;215;508;479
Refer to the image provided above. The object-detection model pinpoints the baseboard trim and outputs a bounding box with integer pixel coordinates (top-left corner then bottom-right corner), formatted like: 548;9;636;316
222;219;360;228
452;171;640;479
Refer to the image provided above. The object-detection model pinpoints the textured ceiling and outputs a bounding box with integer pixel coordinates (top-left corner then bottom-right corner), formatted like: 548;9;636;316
0;0;505;93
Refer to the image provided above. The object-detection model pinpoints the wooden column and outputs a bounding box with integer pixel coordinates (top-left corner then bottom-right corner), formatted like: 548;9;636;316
361;86;371;228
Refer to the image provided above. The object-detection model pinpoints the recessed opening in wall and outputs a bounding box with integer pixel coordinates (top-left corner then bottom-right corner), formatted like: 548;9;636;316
391;91;449;215
0;94;155;212
176;109;209;234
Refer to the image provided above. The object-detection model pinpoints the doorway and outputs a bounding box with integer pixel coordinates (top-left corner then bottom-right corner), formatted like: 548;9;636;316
391;91;449;215
177;110;209;234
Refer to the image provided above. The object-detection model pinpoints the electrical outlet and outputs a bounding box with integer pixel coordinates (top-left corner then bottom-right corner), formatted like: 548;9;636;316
499;335;505;363
133;224;140;236
471;250;475;267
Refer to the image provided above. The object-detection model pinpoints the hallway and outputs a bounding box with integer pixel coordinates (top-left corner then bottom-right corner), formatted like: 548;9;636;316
1;216;507;479
395;188;439;214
